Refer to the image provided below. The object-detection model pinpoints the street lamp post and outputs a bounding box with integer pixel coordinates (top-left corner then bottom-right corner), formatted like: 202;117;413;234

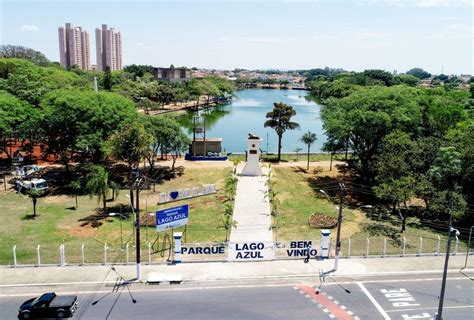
436;211;459;320
109;209;126;249
319;184;345;271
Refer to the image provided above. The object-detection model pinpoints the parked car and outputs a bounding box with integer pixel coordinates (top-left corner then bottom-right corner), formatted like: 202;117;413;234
18;292;78;319
15;178;49;193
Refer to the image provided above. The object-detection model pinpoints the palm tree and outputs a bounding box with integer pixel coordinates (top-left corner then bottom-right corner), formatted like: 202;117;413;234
264;102;300;162
85;165;117;209
300;131;317;170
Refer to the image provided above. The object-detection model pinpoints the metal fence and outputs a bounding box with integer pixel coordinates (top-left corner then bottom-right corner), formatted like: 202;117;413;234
5;235;473;267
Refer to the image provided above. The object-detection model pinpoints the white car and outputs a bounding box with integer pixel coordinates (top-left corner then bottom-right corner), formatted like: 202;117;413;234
15;178;49;193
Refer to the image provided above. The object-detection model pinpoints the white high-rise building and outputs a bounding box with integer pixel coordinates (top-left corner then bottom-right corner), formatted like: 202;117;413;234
58;23;91;70
95;24;123;71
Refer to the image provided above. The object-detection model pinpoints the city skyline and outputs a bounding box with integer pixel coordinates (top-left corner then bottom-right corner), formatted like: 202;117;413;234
95;24;123;71
2;0;473;74
58;23;91;70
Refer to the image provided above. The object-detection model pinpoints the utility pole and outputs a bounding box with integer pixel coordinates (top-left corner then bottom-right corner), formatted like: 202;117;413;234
134;171;141;281
437;211;455;320
334;183;345;271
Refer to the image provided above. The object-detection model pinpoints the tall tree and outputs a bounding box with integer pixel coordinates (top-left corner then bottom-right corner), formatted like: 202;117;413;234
264;102;300;162
300;131;317;170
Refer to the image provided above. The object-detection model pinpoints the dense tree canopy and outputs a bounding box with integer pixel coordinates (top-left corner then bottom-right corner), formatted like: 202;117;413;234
31;89;137;169
311;68;472;225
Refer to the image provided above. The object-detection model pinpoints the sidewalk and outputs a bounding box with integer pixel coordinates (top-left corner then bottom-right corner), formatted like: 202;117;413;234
1;255;472;287
228;165;273;260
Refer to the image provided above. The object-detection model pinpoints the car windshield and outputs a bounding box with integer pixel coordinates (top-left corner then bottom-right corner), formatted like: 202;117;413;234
34;182;48;189
32;293;54;306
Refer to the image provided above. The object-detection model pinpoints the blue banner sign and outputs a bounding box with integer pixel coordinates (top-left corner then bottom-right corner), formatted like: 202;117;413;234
156;205;189;232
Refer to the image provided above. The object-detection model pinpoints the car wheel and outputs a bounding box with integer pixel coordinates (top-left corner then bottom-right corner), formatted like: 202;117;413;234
20;311;31;319
56;309;66;318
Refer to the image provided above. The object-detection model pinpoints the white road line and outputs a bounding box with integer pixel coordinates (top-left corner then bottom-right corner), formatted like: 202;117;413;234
386;305;474;313
356;281;391;320
0;276;469;288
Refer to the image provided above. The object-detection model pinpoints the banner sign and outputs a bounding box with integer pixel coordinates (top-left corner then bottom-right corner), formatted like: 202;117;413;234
286;240;317;257
158;184;216;204
156;205;188;231
228;242;274;261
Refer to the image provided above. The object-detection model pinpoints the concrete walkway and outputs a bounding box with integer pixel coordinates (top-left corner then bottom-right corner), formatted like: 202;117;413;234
228;165;273;261
0;256;472;287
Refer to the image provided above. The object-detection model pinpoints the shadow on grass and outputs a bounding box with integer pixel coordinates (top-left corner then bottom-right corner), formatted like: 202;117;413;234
21;214;37;220
363;223;403;246
65;206;76;210
78;204;133;228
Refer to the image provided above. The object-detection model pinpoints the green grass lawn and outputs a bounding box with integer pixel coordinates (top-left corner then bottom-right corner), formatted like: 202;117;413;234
270;167;468;256
1;164;467;265
0;167;231;265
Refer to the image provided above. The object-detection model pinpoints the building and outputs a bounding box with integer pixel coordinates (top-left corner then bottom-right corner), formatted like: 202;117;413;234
58;23;91;70
153;66;191;82
95;24;123;71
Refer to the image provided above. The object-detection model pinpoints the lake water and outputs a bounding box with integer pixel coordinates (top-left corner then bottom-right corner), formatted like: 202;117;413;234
179;89;326;153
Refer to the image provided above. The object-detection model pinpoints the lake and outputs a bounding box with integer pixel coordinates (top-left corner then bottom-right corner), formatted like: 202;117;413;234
178;89;326;153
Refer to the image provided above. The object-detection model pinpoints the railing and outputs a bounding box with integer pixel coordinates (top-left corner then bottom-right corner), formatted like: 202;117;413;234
4;236;473;267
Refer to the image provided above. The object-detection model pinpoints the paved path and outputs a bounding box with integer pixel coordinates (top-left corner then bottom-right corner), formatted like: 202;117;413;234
0;256;472;287
228;165;273;261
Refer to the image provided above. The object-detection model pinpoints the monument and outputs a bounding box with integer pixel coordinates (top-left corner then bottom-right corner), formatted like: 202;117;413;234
241;133;263;176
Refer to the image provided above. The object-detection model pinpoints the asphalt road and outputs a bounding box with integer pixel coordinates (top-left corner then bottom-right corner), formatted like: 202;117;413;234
1;272;472;320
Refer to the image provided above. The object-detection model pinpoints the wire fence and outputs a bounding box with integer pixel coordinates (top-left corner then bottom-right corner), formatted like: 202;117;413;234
5;233;473;267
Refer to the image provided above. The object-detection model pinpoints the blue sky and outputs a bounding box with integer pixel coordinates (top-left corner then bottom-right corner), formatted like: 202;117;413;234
1;0;472;74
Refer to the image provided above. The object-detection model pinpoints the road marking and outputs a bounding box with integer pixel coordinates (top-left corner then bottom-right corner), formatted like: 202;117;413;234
386;305;474;313
0;275;469;288
356;281;391;320
296;285;355;320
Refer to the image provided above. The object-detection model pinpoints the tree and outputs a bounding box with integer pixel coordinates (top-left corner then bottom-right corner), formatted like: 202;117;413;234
300;131;317;170
0;45;50;66
223;203;237;242
373;131;418;232
26;188;46;217
363;69;394;86
406;68;431;79
321;86;423;181
0;91;35;161
156;83;176;108
103;67;113;91
123;64;154;79
264;102;300;162
84;165;116;209
142;116;189;173
224;172;238;201
108;121;153;171
168;130;191;173
394;74;420;86
33;89;137;169
69;180;81;209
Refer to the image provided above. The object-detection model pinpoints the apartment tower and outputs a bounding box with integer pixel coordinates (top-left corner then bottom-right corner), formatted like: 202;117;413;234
95;24;123;71
58;23;91;70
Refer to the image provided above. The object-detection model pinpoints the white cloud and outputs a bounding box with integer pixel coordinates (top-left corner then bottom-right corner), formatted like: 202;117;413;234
362;0;471;7
20;25;39;32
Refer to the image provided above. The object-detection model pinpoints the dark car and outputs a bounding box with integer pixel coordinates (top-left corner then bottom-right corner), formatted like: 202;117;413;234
18;292;78;319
